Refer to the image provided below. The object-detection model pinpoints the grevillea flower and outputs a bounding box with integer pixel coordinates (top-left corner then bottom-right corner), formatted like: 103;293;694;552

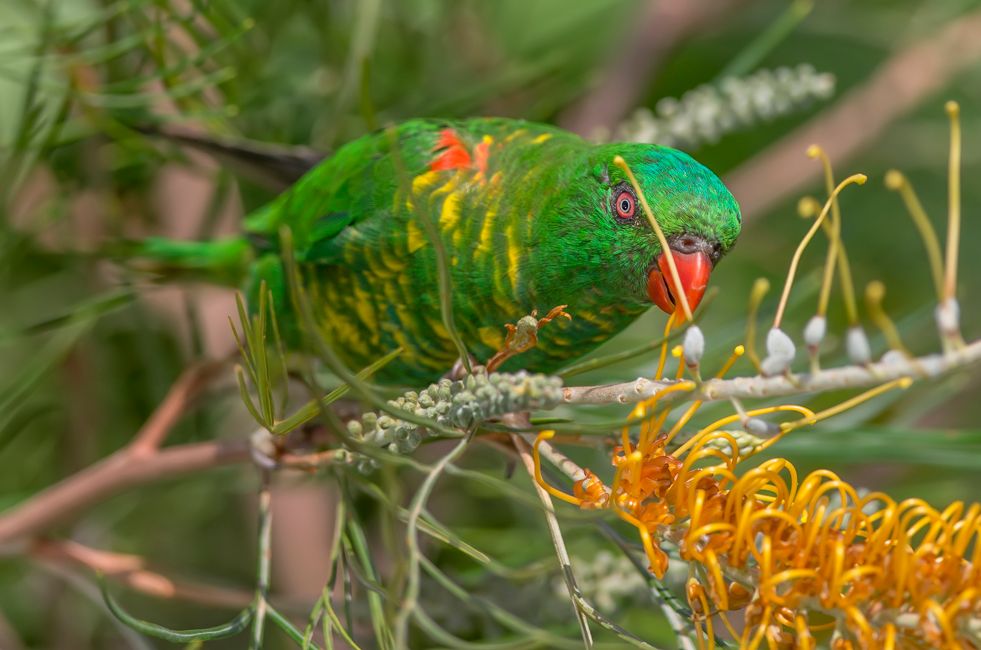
535;375;980;648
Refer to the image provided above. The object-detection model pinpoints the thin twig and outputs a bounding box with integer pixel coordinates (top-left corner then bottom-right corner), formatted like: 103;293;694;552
129;359;229;454
0;355;233;543
393;433;474;649
251;471;272;649
28;538;253;609
508;423;594;649
0;438;250;544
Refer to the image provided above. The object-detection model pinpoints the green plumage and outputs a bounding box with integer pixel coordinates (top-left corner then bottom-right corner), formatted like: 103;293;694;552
139;118;741;384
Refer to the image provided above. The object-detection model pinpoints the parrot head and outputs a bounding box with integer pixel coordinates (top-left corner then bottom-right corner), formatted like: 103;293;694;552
569;143;742;317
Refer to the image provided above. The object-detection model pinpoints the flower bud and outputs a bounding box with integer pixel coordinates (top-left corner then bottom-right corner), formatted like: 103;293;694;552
744;417;778;437
803;315;826;351
845;325;871;365
761;327;796;375
683;326;705;367
880;349;906;366
935;297;961;336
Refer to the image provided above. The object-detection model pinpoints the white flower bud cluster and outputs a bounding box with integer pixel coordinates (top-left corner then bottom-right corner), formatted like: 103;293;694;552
553;550;647;611
347;369;563;461
617;64;836;149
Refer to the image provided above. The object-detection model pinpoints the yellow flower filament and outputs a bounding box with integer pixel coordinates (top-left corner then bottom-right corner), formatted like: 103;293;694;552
884;170;945;300
773;173;867;329
673;404;815;458
944;100;961;302
654;311;676;380
745;278;770;372
807;145;860;324
672;345;686;380
865;281;914;358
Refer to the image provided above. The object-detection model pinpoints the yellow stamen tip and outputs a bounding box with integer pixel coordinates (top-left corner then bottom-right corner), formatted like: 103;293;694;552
945;100;960;117
853;174;868;185
806;144;822;158
898;377;913;389
866;281;885;301
884;170;904;190
671;345;683;358
797;196;821;218
734;345;745;356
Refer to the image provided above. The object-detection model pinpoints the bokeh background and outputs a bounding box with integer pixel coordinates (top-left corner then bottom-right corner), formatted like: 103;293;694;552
1;0;980;647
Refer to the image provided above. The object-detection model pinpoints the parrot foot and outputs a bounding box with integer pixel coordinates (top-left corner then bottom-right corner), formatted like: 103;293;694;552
486;305;572;372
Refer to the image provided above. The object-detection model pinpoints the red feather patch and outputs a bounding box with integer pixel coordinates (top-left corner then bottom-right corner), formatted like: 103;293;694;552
430;129;473;171
473;139;490;176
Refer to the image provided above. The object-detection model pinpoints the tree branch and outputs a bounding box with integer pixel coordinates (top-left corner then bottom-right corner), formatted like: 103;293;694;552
0;439;251;544
30;538;254;609
130;360;229;454
4;336;978;544
0;358;235;544
562;338;981;406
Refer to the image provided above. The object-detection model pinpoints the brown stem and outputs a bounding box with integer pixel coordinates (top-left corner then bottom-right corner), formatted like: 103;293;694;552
130;359;229;454
30;538;254;609
0;439;250;544
726;8;981;220
0;356;234;544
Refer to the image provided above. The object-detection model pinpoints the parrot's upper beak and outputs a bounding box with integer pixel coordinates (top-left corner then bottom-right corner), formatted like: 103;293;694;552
647;248;713;317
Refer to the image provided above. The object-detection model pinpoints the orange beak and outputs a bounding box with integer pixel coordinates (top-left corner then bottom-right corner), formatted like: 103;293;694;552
646;250;712;317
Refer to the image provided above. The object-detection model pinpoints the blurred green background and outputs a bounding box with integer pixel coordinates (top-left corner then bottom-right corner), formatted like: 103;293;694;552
1;0;980;647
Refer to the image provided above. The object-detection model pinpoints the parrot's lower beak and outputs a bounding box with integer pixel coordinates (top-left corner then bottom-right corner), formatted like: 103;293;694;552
647;249;712;317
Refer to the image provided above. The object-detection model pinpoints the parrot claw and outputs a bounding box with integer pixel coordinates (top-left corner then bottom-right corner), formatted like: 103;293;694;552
486;305;573;372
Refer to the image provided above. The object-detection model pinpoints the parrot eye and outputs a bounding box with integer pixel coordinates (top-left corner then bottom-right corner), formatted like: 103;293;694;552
612;187;636;222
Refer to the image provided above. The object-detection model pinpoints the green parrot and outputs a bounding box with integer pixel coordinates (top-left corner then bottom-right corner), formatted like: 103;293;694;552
138;118;741;384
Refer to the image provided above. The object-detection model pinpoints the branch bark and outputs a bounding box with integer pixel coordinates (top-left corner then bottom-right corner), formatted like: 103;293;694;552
725;7;981;220
0;439;250;544
563;338;981;406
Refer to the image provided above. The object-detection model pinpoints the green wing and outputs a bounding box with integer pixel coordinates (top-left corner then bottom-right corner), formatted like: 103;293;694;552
241;118;565;265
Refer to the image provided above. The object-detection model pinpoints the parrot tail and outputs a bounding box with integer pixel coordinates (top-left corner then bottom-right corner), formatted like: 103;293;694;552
117;236;253;287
